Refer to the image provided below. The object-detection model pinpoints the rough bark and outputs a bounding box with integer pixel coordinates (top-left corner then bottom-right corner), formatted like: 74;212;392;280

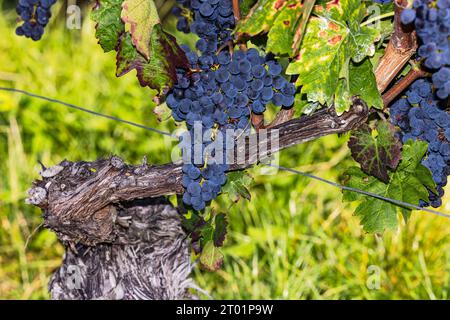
49;198;195;300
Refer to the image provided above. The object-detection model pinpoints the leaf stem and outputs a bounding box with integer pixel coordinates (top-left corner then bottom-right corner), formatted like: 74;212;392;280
360;11;395;27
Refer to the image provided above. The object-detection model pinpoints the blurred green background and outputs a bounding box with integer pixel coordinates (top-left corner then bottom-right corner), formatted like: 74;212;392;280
0;0;449;300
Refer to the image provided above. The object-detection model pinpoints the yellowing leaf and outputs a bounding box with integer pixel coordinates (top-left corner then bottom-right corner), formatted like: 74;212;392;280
92;0;188;95
236;0;290;36
121;0;160;60
286;0;381;113
200;241;224;272
116;28;189;94
266;1;302;56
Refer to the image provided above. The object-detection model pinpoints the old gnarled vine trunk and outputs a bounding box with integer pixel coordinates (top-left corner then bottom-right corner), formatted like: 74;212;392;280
27;102;370;299
48;198;195;300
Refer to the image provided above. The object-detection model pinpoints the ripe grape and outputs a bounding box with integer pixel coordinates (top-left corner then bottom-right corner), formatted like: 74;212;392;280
371;0;393;3
400;0;450;99
390;79;449;208
15;0;56;41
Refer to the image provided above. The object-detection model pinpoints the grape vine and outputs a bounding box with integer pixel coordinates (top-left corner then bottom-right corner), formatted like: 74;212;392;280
10;0;450;270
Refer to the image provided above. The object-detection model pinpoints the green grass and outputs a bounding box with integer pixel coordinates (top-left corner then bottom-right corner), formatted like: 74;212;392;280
0;3;449;299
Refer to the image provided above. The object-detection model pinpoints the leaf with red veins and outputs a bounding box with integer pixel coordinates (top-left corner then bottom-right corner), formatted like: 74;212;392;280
213;213;228;247
348;122;402;183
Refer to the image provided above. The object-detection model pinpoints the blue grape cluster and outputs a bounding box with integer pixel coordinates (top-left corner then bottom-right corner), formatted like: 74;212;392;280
168;47;295;126
390;79;450;208
15;0;56;41
173;0;236;50
181;158;229;211
168;46;295;210
168;0;295;210
401;0;450;99
172;0;191;33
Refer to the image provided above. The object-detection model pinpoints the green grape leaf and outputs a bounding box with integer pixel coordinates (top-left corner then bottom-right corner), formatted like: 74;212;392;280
266;1;302;56
286;0;381;114
222;171;253;202
343;140;436;233
334;78;352;114
236;0;290;36
213;213;228;247
181;211;206;234
91;0;125;52
200;240;224;272
348;58;383;111
348;122;402;183
121;0;160;60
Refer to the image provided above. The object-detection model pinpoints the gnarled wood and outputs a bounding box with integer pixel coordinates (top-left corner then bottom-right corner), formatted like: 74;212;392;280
27;100;368;249
49;198;196;300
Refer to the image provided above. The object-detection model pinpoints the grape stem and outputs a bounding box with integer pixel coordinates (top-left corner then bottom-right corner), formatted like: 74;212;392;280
374;0;418;93
382;68;428;107
232;0;241;21
216;40;234;55
360;12;395;27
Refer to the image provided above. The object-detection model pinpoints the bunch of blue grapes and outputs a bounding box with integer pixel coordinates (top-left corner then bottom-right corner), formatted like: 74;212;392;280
168;0;296;210
173;0;236;52
167;45;295;210
179;131;230;211
390;79;449;208
401;0;450;99
15;0;56;41
168;47;295;127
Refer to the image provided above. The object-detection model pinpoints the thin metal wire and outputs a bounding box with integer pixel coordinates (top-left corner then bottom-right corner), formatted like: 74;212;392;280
1;86;448;219
0;87;177;138
266;164;450;219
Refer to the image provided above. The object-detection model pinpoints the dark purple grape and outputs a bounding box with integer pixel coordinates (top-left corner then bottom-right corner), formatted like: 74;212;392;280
390;78;449;208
